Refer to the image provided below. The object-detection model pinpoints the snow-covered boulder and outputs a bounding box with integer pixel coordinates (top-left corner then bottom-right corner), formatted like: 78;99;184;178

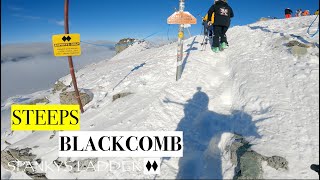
59;91;93;106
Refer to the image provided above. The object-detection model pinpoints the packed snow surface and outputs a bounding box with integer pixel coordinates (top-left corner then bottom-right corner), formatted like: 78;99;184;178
1;16;319;179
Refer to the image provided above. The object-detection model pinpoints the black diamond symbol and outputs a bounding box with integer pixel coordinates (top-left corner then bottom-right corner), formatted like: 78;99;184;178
62;36;67;42
62;36;72;42
146;161;152;171
152;161;158;171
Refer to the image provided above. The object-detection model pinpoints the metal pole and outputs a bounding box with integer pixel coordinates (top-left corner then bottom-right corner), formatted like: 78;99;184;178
64;0;84;113
176;0;185;81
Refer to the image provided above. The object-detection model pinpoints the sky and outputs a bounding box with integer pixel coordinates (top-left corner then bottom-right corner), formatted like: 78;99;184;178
1;0;319;45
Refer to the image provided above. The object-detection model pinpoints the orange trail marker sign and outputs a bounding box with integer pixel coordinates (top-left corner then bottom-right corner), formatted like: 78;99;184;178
167;11;197;25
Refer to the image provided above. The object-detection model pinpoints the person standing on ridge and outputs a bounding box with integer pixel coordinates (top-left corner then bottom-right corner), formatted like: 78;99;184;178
302;10;310;16
202;13;213;38
296;9;302;17
285;8;293;18
207;0;234;53
315;9;319;15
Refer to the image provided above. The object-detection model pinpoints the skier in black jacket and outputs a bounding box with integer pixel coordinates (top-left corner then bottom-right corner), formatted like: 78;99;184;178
207;0;234;53
285;8;293;18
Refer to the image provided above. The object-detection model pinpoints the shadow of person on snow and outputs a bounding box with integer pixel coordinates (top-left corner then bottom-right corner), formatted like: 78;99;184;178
163;87;262;179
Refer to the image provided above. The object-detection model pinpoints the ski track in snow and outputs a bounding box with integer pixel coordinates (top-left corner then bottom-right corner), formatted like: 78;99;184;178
1;16;319;179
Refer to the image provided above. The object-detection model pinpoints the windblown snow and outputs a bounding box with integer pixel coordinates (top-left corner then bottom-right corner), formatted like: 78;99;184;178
1;16;319;179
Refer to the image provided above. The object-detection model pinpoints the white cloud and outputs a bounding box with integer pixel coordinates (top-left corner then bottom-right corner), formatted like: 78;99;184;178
55;20;65;26
12;14;64;27
12;14;41;20
8;5;23;11
48;19;65;26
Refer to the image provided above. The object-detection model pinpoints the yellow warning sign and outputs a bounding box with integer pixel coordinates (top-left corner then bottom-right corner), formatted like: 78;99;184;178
178;32;184;39
52;34;81;56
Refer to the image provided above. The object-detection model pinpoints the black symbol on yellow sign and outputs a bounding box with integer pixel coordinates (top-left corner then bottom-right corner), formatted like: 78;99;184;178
62;36;71;42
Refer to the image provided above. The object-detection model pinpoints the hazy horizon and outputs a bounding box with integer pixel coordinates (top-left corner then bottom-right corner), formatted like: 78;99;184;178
1;40;116;102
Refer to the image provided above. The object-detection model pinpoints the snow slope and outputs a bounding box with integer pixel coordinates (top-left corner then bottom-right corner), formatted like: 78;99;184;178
1;15;319;179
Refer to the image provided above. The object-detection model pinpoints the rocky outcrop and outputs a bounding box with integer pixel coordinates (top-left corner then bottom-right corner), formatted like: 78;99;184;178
229;135;264;179
290;46;308;57
1;147;99;179
228;134;288;179
59;90;93;106
52;81;68;94
1;147;47;179
265;155;288;170
258;17;271;22
1;148;37;164
115;38;136;54
257;17;277;22
112;92;133;102
25;171;47;179
285;40;312;57
27;97;50;105
285;40;312;48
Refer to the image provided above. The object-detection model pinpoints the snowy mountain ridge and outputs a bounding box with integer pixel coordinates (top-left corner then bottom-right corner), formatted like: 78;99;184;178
1;15;319;179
